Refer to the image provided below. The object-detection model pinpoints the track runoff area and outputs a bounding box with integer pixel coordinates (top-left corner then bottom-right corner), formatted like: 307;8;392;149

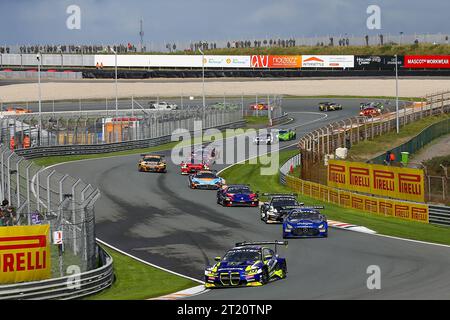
50;98;450;303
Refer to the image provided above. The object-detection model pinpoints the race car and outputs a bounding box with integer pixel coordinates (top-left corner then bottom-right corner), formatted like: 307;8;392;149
260;193;303;224
138;154;167;173
249;103;269;110
204;241;288;288
360;102;384;111
189;170;225;190
180;148;213;175
217;185;259;207
319;102;343;112
359;106;381;117
254;133;275;145
277;129;296;142
6;107;32;114
283;207;328;238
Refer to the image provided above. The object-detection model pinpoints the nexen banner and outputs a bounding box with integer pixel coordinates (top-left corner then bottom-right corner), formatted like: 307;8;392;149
327;160;425;203
0;225;51;284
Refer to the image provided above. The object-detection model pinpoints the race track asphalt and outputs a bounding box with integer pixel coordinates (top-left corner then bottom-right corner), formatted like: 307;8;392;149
50;99;450;300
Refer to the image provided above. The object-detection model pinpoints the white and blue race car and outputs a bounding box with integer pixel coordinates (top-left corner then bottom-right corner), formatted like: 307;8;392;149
283;207;328;238
189;170;225;190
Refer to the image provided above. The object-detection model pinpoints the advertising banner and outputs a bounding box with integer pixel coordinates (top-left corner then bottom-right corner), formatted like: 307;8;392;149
286;175;429;223
327;160;425;203
302;55;354;68
404;55;450;68
250;55;302;68
203;56;250;68
94;54;202;68
0;225;51;284
354;55;404;69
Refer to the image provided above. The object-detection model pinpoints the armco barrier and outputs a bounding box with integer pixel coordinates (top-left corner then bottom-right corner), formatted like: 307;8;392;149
281;153;431;222
429;205;450;226
0;243;113;300
15;120;246;159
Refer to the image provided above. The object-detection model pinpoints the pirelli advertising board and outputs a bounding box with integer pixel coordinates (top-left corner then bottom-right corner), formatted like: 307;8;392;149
0;225;51;284
286;175;429;223
327;160;425;203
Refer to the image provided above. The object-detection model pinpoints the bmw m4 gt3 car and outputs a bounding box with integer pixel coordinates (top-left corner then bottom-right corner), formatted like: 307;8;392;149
189;170;225;190
204;241;288;288
260;193;303;224
276;129;297;142
283;207;328;238
217;185;259;207
138;154;167;173
319;102;342;112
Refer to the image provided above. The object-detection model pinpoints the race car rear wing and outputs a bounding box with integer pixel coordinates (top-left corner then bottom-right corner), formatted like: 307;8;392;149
235;241;288;253
262;193;298;197
141;154;165;158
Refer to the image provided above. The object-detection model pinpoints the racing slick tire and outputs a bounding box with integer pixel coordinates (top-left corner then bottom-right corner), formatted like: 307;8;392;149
261;268;270;285
278;261;287;279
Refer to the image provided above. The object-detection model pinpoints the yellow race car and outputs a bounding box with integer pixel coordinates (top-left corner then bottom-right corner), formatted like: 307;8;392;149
138;154;167;173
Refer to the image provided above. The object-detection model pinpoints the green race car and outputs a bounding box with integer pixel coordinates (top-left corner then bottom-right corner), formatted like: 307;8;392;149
277;129;297;141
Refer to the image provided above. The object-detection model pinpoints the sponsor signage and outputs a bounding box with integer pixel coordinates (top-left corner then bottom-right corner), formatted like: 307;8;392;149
404;55;450;68
250;55;302;68
203;56;250;68
286;176;429;223
327;160;425;203
53;231;63;245
354;55;404;69
302;55;354;68
0;225;51;284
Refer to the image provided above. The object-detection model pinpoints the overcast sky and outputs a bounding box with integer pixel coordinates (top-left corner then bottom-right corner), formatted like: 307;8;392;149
0;0;448;46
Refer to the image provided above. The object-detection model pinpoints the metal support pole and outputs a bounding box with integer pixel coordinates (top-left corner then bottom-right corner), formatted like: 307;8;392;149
395;54;399;134
26;163;32;219
16;158;24;208
71;179;82;255
59;174;70;203
46;170;56;214
6;153;13;204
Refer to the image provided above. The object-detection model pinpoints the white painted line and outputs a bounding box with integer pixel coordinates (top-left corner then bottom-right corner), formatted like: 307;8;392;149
150;285;208;300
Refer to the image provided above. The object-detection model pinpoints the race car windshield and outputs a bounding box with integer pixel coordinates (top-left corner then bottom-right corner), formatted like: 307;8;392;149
289;211;321;220
223;250;261;263
227;187;251;194
144;157;160;162
279;130;288;134
196;172;217;179
272;198;298;207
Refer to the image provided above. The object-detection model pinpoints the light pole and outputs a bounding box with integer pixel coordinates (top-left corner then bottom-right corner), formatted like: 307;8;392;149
36;52;42;146
110;48;119;118
198;47;206;124
395;54;399;134
399;32;404;45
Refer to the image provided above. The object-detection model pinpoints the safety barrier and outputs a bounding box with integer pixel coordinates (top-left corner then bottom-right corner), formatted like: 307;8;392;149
280;153;430;224
429;205;450;226
0;246;113;300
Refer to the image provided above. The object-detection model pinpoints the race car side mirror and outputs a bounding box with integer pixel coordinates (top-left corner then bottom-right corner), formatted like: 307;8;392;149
214;256;221;262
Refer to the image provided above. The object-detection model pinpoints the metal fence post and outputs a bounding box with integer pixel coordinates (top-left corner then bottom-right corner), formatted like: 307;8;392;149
16;158;24;208
26;163;32;219
6;153;13;204
46;170;56;214
71;179;82;255
59;174;70;203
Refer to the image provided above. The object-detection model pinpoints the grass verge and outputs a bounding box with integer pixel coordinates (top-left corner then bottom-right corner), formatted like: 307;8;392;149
85;245;198;300
219;149;450;246
348;113;450;161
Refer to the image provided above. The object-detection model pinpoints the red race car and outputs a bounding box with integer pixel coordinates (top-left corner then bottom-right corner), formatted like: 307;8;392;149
359;106;381;117
249;103;269;110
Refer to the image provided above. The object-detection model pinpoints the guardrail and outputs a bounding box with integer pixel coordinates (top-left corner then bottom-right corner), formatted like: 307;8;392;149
429;205;450;226
0;246;113;300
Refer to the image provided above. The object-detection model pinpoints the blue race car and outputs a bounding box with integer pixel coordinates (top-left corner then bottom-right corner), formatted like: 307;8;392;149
217;185;259;207
283;207;328;238
204;241;288;288
189;170;225;190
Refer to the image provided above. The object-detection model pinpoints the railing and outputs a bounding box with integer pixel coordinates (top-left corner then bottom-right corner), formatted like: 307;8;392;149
0;246;113;300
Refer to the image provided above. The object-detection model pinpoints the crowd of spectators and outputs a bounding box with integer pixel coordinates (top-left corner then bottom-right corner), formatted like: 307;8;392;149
0;200;16;227
9;43;140;54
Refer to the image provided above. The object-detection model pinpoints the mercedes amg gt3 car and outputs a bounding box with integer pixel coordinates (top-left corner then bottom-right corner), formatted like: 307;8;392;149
283;207;328;238
260;194;303;224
